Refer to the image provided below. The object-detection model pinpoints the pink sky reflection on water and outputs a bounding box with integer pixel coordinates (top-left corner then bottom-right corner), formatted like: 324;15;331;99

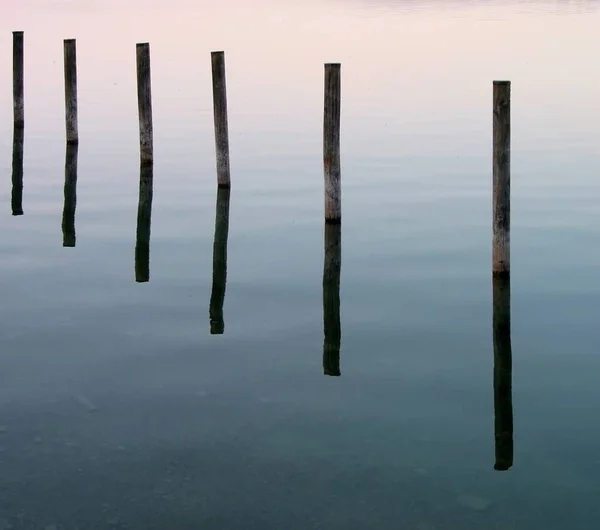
1;0;599;162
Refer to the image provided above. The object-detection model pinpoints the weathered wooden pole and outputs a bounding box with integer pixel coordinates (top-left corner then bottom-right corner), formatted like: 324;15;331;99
493;80;511;277
136;43;153;166
209;188;231;334
211;51;230;188
135;165;153;282
323;223;342;376
13;31;24;129
11;126;24;216
324;63;341;223
63;39;78;144
62;143;78;247
12;31;25;215
493;277;513;471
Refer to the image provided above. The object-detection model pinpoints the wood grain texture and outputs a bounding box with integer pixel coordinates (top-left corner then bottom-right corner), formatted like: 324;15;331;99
11;126;24;216
493;81;510;277
209;187;231;334
136;43;153;166
324;64;341;223
64;39;79;144
135;164;153;282
62;143;78;247
493;277;513;471
323;223;342;376
211;51;230;188
13;31;24;128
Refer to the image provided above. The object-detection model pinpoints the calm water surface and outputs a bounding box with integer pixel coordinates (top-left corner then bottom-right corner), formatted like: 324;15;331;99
2;1;600;528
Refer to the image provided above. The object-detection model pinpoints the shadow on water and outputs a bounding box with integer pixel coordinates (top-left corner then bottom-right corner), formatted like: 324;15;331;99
323;223;342;376
61;143;78;247
134;164;153;283
209;187;231;334
11;126;24;216
493;276;514;471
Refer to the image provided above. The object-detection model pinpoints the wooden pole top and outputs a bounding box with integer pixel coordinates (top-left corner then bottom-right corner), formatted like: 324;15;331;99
493;80;511;86
13;31;24;35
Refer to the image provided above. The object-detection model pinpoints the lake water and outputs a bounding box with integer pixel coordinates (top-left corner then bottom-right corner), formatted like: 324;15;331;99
2;0;600;528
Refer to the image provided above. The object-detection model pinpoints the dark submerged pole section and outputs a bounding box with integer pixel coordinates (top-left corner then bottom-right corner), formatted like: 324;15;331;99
11;127;24;216
493;80;511;277
62;143;78;247
63;39;78;144
324;63;341;223
135;164;153;282
323;223;342;376
13;31;24;128
211;51;230;188
136;43;153;166
135;43;153;280
493;277;513;471
209;187;231;334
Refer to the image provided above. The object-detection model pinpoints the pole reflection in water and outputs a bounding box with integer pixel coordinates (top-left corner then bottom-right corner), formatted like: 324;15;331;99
11;126;24;216
62;143;78;247
493;276;514;471
323;223;341;376
134;164;153;283
209;187;231;334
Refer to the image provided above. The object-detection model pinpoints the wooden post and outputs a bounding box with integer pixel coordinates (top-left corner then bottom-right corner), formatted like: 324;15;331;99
13;31;24;128
324;63;341;223
493;277;513;471
209;188;231;334
493;80;511;277
211;51;230;188
135;165;153;282
64;39;78;145
136;43;153;166
12;31;25;214
62;143;78;247
323;223;342;376
11;126;24;216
